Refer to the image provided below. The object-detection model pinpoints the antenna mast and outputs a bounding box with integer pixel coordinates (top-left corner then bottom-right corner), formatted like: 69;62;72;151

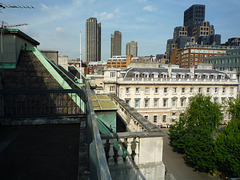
80;31;82;83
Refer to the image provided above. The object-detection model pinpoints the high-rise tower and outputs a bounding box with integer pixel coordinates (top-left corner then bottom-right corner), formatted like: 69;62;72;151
184;4;205;36
126;41;138;57
86;17;101;62
111;31;122;57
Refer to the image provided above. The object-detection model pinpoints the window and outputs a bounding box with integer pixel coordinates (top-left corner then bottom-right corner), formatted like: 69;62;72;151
222;98;225;104
214;98;218;103
182;88;185;93
153;115;158;123
110;72;115;77
155;87;159;93
125;99;130;105
215;88;218;93
172;99;176;107
154;99;158;107
172;119;175;122
230;87;234;93
199;88;202;93
172;87;177;93
207;88;210;93
172;112;176;116
181;99;185;106
144;115;148;120
110;86;115;92
136;87;140;94
135;99;139;108
222;88;226;93
145;87;149;94
164;88;168;93
145;99;149;107
190;88;193;93
126;87;130;94
163;99;167;107
163;115;167;122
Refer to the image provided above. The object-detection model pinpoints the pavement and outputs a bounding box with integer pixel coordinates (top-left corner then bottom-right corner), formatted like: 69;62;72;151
0;124;83;180
161;128;222;180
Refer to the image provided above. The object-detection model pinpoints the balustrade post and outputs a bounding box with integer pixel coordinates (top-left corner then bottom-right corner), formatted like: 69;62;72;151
108;138;115;165
117;138;124;165
102;139;106;150
126;137;133;165
134;137;139;164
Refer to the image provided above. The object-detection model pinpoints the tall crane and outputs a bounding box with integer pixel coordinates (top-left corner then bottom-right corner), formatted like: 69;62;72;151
0;3;34;12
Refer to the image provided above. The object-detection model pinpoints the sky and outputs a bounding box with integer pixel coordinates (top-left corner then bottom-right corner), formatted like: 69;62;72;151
1;0;240;62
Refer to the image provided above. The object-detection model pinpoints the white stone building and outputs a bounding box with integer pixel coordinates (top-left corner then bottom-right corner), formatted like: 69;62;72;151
103;66;238;127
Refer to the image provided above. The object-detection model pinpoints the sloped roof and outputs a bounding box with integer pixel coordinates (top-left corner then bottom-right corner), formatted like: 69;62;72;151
4;28;40;46
122;67;229;78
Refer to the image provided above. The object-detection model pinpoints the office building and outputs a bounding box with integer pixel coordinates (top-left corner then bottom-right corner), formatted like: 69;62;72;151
86;17;101;62
205;48;240;72
107;55;132;69
184;4;205;37
173;26;188;39
224;38;240;46
179;44;236;68
111;31;122;57
126;41;138;57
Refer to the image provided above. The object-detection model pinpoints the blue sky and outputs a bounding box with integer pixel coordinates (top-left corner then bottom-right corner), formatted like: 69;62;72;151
1;0;240;61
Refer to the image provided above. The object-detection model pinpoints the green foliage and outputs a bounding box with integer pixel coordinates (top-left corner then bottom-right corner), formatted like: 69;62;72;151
214;97;240;177
169;94;222;172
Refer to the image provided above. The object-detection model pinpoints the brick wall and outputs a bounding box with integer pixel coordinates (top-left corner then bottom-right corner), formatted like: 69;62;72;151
1;50;83;121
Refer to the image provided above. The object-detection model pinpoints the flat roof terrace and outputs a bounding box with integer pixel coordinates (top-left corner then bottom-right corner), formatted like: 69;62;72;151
0;123;88;180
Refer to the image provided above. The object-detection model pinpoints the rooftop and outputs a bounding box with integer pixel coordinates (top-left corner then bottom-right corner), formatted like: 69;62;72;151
91;94;118;111
3;28;40;46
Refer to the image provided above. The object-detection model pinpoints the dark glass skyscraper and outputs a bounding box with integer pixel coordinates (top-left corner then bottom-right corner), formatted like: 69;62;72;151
111;31;122;57
184;4;205;36
86;17;101;62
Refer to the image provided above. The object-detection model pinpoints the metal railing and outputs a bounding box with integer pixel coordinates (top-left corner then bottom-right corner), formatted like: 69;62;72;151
85;82;112;180
0;89;86;118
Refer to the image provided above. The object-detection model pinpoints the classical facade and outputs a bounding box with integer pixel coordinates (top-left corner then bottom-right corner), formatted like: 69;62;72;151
103;66;238;127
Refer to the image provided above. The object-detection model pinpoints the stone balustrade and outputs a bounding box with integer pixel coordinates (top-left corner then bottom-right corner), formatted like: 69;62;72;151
109;94;160;132
101;132;165;179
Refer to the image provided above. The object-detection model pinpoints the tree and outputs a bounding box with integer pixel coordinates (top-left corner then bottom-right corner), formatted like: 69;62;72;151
215;97;240;177
169;94;222;173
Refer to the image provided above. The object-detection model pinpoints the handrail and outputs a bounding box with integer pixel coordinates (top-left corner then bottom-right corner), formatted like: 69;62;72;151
25;46;85;112
0;89;86;119
85;82;112;180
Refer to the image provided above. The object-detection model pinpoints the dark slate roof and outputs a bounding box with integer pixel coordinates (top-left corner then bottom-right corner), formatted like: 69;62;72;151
122;67;230;78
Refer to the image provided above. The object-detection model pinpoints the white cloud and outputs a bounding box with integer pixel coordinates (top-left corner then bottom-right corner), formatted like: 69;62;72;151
72;0;95;6
94;12;114;20
136;0;148;3
114;8;120;14
55;27;65;33
143;5;157;12
40;3;49;11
